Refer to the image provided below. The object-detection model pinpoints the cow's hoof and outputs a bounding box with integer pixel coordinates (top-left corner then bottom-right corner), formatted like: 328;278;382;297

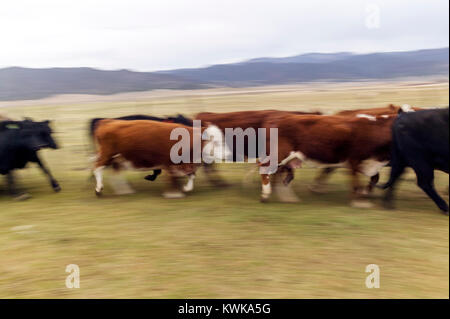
95;189;103;197
163;191;185;199
350;200;374;209
308;184;328;194
53;185;61;193
260;196;269;203
279;197;301;203
144;174;157;181
213;180;231;188
381;201;395;210
14;193;32;201
114;189;135;195
357;188;370;196
112;185;136;195
441;210;449;216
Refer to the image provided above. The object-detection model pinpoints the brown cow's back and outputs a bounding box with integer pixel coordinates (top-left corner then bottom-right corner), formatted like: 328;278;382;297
195;109;321;131
336;104;421;117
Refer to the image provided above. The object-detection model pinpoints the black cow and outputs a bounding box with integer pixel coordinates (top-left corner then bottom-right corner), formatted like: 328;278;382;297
88;114;193;181
0;120;60;199
380;108;449;214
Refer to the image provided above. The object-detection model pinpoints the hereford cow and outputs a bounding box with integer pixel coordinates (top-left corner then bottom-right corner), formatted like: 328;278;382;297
309;104;420;194
194;109;322;187
92;119;230;198
0;119;60;199
259;113;398;207
380;108;449;214
89;114;193;185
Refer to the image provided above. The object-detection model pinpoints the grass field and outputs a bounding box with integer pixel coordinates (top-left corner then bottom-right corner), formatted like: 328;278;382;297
0;80;449;298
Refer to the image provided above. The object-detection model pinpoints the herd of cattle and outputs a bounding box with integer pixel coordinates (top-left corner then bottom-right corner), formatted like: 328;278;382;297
0;104;449;215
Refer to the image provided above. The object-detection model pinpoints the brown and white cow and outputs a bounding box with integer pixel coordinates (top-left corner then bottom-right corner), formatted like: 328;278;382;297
195;109;322;186
308;104;420;194
259;113;399;207
92;119;229;198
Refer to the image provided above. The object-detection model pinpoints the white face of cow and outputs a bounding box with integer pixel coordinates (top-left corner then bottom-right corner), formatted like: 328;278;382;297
202;125;232;163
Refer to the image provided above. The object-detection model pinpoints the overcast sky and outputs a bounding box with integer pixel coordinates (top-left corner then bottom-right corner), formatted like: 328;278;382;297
0;0;448;71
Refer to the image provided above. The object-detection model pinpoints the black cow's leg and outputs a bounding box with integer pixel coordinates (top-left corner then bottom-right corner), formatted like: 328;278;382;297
282;166;295;186
144;169;162;181
6;172;18;196
413;164;449;214
381;158;406;210
367;173;380;193
6;172;31;200
35;156;61;192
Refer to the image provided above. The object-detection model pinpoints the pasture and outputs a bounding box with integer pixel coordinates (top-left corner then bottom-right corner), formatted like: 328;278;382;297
0;80;448;298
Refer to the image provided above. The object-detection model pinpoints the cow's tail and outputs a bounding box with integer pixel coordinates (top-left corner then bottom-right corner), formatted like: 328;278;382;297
378;126;405;189
86;118;104;162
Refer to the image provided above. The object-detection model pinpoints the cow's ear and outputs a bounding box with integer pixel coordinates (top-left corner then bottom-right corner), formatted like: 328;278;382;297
389;104;395;110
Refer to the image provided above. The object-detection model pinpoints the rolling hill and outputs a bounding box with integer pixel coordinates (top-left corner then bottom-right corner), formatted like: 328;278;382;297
162;48;449;85
0;67;203;101
0;48;448;101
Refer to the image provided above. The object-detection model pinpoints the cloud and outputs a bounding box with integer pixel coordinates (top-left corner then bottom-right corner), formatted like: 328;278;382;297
0;0;448;71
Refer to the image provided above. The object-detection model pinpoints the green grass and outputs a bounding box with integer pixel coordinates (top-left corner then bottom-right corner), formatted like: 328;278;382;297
0;81;448;298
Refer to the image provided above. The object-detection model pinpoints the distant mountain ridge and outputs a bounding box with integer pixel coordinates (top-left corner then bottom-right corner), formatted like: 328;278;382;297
243;52;354;64
161;48;449;85
0;48;448;101
0;67;202;101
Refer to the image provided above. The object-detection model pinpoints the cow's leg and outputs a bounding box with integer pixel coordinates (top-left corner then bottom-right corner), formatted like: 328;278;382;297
182;173;196;192
366;173;380;194
380;159;407;210
260;174;272;202
349;164;374;208
309;167;336;194
93;166;105;196
108;170;135;195
144;169;162;182
203;163;230;187
412;164;449;214
6;172;31;200
163;168;185;199
282;166;295;186
92;143;116;196
273;170;300;203
33;155;61;192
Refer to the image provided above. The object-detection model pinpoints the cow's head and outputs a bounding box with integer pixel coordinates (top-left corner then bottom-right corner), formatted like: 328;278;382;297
23;119;59;150
202;124;232;162
2;121;42;152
